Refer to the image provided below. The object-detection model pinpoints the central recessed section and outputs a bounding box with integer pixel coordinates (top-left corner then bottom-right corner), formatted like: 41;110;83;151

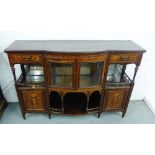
49;91;101;115
64;92;87;114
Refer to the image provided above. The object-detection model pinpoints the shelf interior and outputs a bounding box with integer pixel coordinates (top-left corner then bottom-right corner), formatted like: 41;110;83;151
51;75;72;87
106;64;131;87
49;91;62;111
17;65;45;84
64;92;87;114
50;63;72;87
88;91;101;109
80;62;102;87
49;91;101;114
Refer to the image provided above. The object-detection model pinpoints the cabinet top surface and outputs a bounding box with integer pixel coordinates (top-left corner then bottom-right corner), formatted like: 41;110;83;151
5;40;146;53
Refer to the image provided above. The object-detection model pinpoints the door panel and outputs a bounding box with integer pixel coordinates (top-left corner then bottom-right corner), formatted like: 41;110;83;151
77;55;107;89
21;89;46;111
45;57;76;89
79;61;103;87
103;89;129;111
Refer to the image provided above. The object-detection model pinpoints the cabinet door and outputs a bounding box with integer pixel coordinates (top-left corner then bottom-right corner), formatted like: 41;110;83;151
77;54;107;89
50;62;75;88
45;56;76;89
21;89;46;111
103;89;129;111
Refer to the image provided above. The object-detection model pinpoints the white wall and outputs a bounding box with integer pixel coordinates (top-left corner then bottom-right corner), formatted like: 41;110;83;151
0;0;155;111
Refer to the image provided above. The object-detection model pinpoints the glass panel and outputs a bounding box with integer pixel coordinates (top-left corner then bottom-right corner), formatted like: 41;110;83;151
51;63;72;87
106;64;123;83
106;64;131;88
80;62;103;87
24;65;45;83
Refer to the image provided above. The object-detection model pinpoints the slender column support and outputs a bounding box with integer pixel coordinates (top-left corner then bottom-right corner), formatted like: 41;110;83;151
20;64;26;80
121;64;127;80
11;65;26;119
132;65;139;83
11;65;16;82
86;92;90;113
122;64;139;118
60;92;64;113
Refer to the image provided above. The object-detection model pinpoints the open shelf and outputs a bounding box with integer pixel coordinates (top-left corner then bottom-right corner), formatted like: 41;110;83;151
26;69;44;84
106;64;131;88
16;65;45;86
88;91;101;110
49;91;63;113
80;76;101;87
49;91;101;114
64;93;87;114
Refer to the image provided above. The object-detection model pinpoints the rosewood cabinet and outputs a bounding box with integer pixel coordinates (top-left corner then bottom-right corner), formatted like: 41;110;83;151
5;40;146;119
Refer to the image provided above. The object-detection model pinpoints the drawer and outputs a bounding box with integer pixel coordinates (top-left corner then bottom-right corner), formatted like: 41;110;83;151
109;53;140;64
78;54;108;62
45;54;76;60
21;89;46;111
8;54;43;64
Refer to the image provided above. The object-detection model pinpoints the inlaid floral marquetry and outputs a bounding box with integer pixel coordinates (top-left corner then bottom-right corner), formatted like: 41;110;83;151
109;54;140;64
8;54;42;64
22;90;45;111
104;89;128;110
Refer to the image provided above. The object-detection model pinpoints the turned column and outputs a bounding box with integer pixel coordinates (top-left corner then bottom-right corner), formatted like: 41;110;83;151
122;64;139;117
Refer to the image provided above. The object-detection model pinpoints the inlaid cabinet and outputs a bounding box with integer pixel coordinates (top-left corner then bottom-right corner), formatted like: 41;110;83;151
21;89;46;111
103;89;129;111
5;40;146;119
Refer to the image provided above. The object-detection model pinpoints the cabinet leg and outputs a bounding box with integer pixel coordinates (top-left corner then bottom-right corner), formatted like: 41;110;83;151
48;113;51;119
22;113;26;119
97;112;101;118
122;111;126;118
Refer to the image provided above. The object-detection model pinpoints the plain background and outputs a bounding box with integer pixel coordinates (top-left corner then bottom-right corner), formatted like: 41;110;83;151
0;0;155;155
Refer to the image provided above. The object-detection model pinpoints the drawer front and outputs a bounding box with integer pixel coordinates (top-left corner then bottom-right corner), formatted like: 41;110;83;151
8;54;43;64
78;54;108;62
21;89;46;111
45;54;76;61
109;53;140;64
104;89;129;111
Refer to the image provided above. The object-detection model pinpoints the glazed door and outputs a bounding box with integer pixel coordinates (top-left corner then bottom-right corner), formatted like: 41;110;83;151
77;54;107;89
46;57;76;89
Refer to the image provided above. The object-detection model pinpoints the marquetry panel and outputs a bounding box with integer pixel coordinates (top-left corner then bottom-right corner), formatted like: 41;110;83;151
22;90;46;111
109;53;140;64
8;54;43;64
77;54;108;62
45;54;76;60
104;89;129;110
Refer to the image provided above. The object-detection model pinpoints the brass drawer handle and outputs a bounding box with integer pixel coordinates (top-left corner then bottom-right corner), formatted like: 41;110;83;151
21;56;33;61
120;56;129;61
